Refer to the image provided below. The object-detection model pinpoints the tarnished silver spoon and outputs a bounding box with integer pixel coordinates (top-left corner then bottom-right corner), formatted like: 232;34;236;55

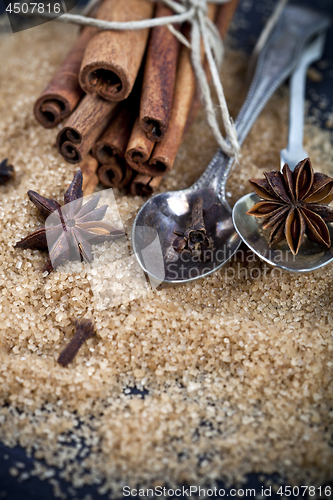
132;5;330;283
232;31;333;274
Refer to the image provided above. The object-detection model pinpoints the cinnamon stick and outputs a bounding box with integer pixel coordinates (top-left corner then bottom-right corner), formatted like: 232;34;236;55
98;161;134;189
215;0;239;39
80;154;100;195
34;28;95;128
83;174;99;196
139;3;180;142
63;156;99;195
56;94;117;164
184;0;240;133
130;173;163;196
79;0;154;101
92;100;136;164
136;4;217;176
125;117;155;173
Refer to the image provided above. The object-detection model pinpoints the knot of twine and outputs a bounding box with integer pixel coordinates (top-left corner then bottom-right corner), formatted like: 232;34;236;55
53;0;241;157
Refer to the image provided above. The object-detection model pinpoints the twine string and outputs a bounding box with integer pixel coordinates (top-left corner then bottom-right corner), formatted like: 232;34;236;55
48;0;241;158
194;7;239;156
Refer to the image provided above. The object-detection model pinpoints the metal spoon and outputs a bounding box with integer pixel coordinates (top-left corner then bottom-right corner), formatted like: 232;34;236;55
132;5;330;283
232;31;333;274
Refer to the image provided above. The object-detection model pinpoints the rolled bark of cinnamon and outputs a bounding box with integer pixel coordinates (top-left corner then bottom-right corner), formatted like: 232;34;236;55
56;94;117;164
184;0;240;134
98;161;134;189
83;174;99;196
148;42;194;174
34;28;95;128
65;156;99;196
79;0;154;102
215;0;240;39
137;4;217;176
125;117;155;172
93;100;136;188
139;3;180;142
80;154;99;195
130;173;163;196
92;100;136;164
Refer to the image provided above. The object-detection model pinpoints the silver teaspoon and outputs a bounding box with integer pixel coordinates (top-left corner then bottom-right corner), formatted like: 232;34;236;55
132;5;330;284
232;31;333;274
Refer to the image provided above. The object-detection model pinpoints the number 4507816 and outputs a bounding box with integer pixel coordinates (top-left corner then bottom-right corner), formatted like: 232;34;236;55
277;486;332;497
6;3;61;14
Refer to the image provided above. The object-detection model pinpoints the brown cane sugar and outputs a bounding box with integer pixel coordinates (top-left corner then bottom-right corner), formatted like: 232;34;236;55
0;18;332;498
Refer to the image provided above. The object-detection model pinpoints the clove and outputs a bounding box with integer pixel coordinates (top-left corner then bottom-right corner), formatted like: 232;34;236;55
173;197;221;259
57;319;95;367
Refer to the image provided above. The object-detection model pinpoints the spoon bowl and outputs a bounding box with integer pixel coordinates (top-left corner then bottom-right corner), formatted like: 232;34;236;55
233;193;333;273
133;184;240;283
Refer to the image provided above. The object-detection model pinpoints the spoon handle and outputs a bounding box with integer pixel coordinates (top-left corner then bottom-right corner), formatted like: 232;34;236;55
279;33;326;171
193;5;330;200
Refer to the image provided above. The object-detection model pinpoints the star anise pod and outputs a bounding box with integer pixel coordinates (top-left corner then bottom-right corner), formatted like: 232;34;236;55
247;158;333;255
15;170;125;273
0;159;14;185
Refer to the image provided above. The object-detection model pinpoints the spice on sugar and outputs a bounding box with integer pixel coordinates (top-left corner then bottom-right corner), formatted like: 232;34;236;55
0;21;332;495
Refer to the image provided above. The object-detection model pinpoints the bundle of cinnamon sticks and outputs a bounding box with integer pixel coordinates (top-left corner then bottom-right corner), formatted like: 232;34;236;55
34;0;239;196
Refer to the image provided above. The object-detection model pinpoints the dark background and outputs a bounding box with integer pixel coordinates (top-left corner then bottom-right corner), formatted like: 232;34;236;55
0;0;332;498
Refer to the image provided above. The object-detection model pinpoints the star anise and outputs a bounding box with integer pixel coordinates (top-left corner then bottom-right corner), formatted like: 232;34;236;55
0;159;14;184
247;158;333;255
15;170;125;273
